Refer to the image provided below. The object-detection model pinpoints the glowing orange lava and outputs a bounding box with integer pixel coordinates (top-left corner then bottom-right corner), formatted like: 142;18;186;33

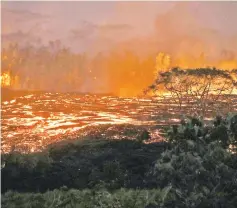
1;93;237;153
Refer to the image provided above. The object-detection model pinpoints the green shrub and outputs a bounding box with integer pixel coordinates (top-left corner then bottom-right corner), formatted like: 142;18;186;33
166;114;237;150
152;138;237;207
2;115;237;207
1;188;175;208
1;139;166;193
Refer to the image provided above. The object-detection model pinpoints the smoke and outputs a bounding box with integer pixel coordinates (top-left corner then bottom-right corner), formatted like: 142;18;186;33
152;2;237;65
94;2;237;95
109;2;237;68
2;2;237;96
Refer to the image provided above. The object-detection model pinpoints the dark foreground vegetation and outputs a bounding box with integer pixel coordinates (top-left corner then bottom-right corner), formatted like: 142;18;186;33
1;114;237;208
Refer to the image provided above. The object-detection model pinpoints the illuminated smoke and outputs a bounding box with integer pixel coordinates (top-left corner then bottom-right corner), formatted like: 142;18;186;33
1;2;237;96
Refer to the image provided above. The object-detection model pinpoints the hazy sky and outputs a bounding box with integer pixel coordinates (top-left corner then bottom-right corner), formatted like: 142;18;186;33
2;1;237;94
2;1;237;54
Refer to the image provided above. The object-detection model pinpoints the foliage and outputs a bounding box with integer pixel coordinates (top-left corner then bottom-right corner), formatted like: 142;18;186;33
146;68;237;116
152;144;236;207
1;115;237;207
146;114;237;207
166;113;237;150
1;188;178;208
1;138;167;193
150;139;237;207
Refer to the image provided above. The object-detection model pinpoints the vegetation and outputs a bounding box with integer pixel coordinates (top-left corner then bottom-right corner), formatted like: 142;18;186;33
166;113;237;150
147;68;237;116
150;114;237;207
1;43;156;95
1;114;237;207
1;138;167;193
1;188;184;208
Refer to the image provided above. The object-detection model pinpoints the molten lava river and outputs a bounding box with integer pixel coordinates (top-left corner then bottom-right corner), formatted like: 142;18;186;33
1;92;237;153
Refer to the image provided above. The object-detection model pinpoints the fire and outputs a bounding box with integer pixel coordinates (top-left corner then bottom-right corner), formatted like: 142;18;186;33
218;59;237;70
155;52;171;75
1;42;237;97
154;52;237;74
0;72;11;87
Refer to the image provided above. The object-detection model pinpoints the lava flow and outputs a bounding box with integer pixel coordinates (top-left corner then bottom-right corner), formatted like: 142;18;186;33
1;92;237;153
1;93;155;153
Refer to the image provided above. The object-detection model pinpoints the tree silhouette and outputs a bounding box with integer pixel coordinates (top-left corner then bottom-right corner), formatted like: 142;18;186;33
146;67;237;116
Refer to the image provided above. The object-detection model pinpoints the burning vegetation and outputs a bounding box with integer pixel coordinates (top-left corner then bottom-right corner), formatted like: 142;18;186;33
1;43;237;97
0;71;11;87
1;2;237;207
2;2;237;96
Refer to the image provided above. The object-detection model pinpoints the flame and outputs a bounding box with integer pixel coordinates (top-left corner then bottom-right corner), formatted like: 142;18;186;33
1;43;237;97
155;52;171;74
0;72;11;87
218;59;237;70
154;52;237;74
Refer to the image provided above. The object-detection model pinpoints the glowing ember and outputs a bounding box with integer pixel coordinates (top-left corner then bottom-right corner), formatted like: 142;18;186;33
0;72;11;87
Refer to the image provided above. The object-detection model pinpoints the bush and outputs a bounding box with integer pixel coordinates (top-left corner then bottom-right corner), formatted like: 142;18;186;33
1;115;237;207
151;138;237;207
1;188;177;208
166;113;237;150
1;139;167;193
